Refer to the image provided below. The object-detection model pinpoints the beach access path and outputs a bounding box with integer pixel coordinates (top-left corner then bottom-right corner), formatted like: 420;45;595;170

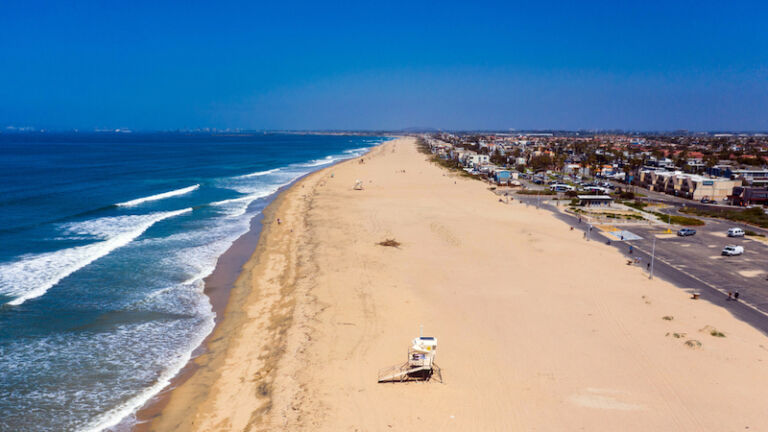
148;137;768;431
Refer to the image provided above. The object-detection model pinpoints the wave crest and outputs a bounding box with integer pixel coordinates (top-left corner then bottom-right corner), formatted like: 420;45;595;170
116;185;199;207
0;208;192;306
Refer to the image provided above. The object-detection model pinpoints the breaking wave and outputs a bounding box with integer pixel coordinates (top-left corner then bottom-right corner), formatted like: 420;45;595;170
0;208;192;306
116;185;199;207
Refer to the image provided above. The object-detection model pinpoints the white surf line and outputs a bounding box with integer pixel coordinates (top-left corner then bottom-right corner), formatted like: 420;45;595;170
116;184;199;207
78;307;215;432
1;208;193;306
629;242;768;320
237;168;281;178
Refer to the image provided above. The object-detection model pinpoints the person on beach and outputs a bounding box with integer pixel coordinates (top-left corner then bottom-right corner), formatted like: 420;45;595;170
629;245;633;254
277;218;281;225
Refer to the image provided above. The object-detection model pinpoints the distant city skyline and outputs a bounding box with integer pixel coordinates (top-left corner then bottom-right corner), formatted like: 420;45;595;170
1;1;767;131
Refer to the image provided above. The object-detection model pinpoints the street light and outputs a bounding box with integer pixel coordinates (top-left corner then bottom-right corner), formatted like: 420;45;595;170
649;236;656;280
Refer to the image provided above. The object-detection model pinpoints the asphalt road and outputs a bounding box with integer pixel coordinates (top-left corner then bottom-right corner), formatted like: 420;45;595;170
513;194;768;336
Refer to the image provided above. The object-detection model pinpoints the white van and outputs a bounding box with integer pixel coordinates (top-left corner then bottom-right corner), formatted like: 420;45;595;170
727;228;745;237
549;184;575;192
722;245;744;256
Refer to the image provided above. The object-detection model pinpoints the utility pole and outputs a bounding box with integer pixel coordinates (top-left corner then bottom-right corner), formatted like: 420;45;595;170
649;236;656;280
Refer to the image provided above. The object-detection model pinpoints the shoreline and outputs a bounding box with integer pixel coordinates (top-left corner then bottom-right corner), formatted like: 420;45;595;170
128;144;385;431
129;209;265;431
145;137;768;431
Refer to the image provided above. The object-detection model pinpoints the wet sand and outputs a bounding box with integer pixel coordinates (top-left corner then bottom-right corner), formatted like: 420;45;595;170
130;210;265;431
148;137;768;431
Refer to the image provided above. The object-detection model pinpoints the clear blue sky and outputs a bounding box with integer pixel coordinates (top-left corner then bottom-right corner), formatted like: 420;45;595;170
1;1;767;131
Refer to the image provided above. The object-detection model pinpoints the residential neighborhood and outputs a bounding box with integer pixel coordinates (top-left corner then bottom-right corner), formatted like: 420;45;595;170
421;132;768;208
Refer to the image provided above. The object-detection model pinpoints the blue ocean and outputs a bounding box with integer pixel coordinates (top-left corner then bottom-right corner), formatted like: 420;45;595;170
0;133;388;431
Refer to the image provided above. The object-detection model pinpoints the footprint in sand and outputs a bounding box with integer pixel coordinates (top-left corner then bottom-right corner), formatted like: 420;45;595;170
430;222;461;247
569;388;644;411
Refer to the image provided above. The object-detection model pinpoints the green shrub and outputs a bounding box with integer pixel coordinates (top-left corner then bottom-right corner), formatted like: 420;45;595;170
624;200;647;211
662;214;705;226
680;205;768;228
517;189;556;195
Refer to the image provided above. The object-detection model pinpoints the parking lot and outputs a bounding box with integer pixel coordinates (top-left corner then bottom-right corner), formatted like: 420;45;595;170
622;219;768;308
514;194;768;333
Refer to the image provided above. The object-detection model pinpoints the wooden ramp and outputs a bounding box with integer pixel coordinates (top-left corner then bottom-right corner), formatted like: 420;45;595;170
377;362;442;383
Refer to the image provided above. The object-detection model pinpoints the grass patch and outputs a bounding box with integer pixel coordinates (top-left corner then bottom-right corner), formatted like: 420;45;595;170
517;189;556;195
416;137;431;154
680;205;768;229
710;329;726;337
745;230;766;237
618;200;702;224
377;239;401;248
662;315;674;321
589;212;644;220
652;212;705;226
623;200;648;211
415;138;481;181
685;339;702;349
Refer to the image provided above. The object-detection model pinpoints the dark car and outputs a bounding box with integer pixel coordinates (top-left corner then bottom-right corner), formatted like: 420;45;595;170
677;228;696;236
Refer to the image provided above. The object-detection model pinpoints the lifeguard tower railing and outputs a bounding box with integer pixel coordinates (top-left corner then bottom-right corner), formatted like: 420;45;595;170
377;348;442;383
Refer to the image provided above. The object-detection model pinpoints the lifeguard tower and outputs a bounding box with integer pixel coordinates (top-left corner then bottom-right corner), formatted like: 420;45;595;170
377;329;442;383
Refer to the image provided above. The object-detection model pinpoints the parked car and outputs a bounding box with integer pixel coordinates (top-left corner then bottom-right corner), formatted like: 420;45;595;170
550;184;575;192
677;228;696;237
727;228;745;237
722;245;744;256
700;198;715;204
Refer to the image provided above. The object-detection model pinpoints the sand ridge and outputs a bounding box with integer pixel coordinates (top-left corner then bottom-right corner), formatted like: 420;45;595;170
150;137;768;431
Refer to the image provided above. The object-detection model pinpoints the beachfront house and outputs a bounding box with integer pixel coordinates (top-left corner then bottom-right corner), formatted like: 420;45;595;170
462;153;490;167
494;170;511;185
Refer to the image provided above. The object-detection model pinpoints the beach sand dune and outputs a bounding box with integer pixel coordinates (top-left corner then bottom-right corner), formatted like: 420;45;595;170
149;137;768;431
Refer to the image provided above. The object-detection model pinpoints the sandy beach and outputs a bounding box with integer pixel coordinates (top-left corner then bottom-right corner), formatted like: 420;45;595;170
147;136;768;431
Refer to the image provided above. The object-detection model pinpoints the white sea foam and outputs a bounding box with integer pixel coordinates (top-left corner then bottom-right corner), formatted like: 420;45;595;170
0;208;192;306
116;184;199;207
78;313;215;432
78;214;253;432
236;168;281;178
299;155;338;167
81;143;388;430
209;187;280;217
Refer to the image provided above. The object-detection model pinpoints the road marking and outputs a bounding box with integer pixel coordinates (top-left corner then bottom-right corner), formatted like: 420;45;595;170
605;230;643;241
632;244;768;320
